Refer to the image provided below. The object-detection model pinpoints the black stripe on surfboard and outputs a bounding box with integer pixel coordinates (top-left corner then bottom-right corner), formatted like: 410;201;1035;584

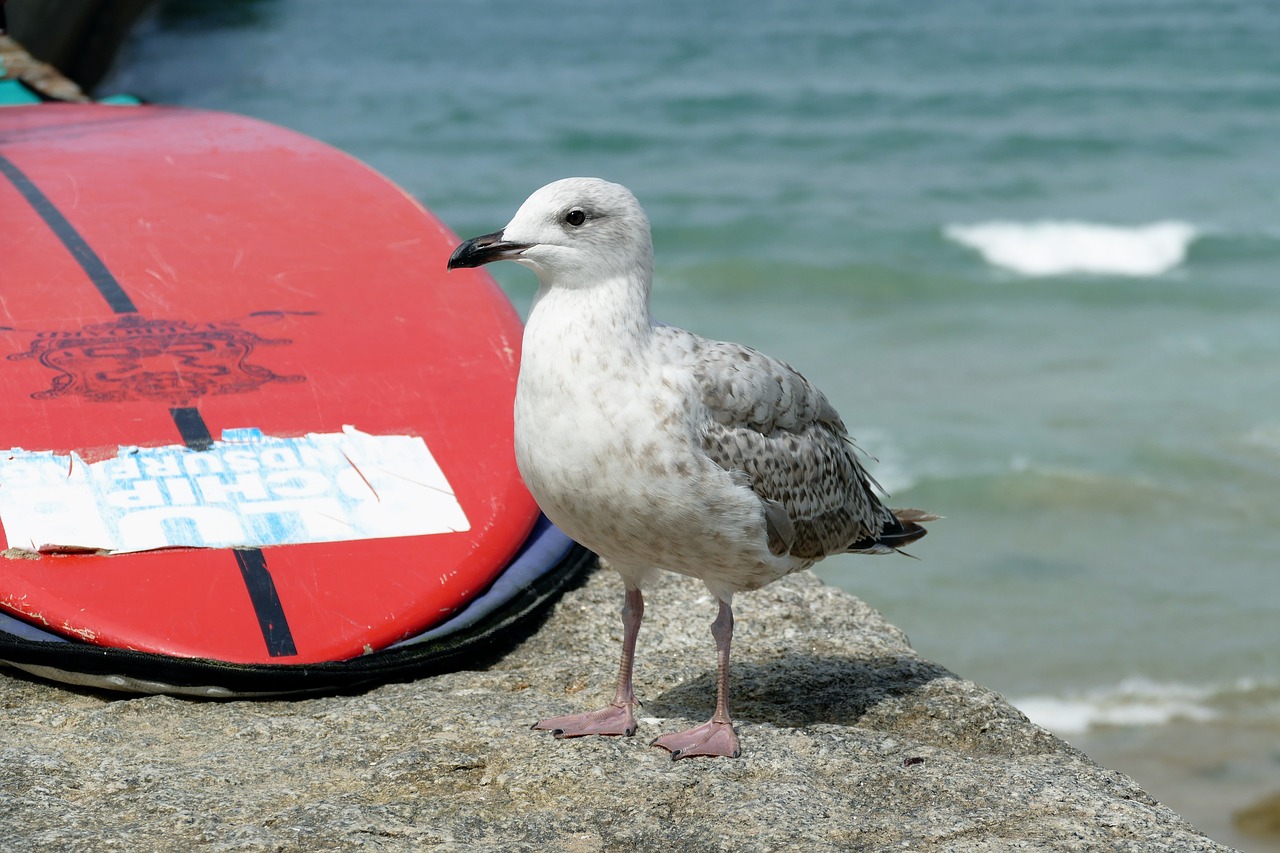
170;407;299;658
169;405;215;451
0;153;139;314
232;549;299;659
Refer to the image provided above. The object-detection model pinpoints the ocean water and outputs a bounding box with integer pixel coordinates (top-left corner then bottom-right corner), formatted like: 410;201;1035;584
101;1;1280;847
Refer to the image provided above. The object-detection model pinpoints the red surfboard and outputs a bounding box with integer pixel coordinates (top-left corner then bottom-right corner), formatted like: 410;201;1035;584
0;103;540;664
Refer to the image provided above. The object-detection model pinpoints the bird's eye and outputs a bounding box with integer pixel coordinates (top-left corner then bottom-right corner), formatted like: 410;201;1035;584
564;208;586;227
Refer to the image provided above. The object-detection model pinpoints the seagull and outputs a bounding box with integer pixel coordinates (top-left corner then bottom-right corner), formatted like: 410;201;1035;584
447;178;935;759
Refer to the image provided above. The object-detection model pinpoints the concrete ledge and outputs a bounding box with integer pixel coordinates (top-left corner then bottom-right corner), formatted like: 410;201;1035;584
0;568;1231;851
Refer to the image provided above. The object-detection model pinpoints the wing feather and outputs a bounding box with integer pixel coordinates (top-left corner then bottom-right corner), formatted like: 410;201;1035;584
690;337;895;560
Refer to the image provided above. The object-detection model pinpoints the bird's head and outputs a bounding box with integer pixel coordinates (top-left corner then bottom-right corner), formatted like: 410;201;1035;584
447;177;653;291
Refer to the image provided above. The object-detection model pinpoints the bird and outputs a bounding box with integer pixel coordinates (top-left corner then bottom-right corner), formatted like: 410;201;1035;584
447;178;935;759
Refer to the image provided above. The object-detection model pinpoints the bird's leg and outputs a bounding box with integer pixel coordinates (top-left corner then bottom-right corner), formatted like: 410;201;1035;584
651;599;741;759
532;585;643;738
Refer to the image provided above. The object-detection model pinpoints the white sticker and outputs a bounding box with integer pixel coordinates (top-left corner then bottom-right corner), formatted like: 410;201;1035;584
0;426;470;554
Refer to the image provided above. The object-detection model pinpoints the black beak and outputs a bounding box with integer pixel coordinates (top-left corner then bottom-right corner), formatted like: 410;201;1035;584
446;231;533;270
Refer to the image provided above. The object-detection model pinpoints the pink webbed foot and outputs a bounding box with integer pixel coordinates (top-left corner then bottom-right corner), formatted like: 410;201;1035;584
532;702;638;738
651;719;740;759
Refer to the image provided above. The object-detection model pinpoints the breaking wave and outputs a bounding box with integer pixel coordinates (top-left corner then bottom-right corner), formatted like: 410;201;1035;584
944;220;1199;277
1012;676;1279;736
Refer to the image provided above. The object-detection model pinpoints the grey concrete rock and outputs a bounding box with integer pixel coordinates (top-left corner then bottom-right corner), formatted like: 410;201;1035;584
0;567;1233;852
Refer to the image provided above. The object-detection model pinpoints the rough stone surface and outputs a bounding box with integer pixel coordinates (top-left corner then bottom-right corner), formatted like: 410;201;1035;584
1;567;1234;852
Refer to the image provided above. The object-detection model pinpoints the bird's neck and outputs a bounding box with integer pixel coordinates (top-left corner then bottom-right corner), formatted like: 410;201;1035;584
525;273;654;353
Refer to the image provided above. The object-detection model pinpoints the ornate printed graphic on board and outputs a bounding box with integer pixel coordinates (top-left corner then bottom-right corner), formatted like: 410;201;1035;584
8;314;307;405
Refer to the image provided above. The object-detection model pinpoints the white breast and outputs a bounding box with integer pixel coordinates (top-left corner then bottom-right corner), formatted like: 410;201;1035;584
513;289;794;594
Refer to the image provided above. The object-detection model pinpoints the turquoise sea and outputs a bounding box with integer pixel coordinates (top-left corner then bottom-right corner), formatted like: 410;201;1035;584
103;1;1280;847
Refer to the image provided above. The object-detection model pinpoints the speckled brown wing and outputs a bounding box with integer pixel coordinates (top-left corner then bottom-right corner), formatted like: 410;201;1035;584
690;337;898;561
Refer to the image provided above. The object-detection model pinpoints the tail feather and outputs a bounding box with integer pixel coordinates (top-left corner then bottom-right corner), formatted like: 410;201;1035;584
848;507;939;554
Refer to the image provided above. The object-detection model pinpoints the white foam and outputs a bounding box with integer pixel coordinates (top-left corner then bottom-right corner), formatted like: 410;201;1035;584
1242;423;1280;457
944;220;1198;277
1011;677;1267;736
